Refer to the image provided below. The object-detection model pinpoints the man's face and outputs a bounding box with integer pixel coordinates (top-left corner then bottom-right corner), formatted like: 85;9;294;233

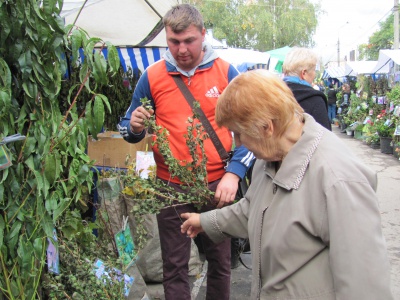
165;24;205;71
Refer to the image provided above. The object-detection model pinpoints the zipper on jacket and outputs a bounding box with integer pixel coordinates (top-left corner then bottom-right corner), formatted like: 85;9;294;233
258;206;268;299
188;75;191;86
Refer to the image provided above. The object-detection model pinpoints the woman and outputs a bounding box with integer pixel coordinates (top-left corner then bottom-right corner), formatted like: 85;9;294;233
282;47;331;130
181;70;393;299
341;83;351;105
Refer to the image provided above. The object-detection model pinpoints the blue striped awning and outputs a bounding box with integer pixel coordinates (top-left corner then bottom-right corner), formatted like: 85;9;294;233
78;47;167;76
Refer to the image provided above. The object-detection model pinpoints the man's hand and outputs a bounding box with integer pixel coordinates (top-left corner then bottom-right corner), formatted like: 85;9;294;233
130;106;154;134
180;213;203;238
214;172;240;208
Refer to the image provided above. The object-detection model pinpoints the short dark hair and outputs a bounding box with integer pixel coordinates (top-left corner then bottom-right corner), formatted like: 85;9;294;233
163;4;204;33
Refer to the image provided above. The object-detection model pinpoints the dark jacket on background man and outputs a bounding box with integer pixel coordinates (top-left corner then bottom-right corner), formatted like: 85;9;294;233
285;82;332;130
327;87;338;105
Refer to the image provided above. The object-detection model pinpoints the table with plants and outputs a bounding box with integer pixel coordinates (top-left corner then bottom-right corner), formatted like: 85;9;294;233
336;82;400;159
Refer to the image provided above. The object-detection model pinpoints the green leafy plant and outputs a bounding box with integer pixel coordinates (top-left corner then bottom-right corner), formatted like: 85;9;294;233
375;111;395;138
0;1;122;298
355;123;365;131
117;97;214;250
344;93;370;127
386;84;400;105
376;122;395;138
364;133;380;145
60;63;140;131
41;210;127;299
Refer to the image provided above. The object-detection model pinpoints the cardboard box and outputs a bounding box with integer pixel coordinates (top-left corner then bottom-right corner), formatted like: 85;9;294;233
88;131;152;168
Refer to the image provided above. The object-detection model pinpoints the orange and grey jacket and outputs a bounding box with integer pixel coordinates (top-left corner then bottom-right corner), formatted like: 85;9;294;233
118;44;254;183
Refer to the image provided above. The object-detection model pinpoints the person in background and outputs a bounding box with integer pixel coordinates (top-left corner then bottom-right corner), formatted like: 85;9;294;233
283;47;331;130
180;70;394;300
117;4;254;300
327;83;338;124
318;80;326;93
338;83;352;132
342;83;351;105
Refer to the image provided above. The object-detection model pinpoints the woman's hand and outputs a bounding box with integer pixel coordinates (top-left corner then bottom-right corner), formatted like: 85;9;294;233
180;213;203;238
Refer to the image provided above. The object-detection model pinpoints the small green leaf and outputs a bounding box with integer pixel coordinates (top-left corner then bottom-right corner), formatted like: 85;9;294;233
70;29;83;65
53;198;72;221
92;51;107;85
95;93;111;113
105;42;120;74
18;50;33;78
33;237;44;258
93;96;105;135
7;221;22;253
44;152;60;186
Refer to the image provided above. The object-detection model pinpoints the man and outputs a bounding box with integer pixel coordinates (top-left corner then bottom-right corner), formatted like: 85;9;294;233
118;4;254;300
282;47;332;130
327;83;338;124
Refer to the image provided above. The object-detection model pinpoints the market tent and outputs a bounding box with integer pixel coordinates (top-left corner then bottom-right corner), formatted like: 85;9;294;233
215;48;271;73
346;61;382;76
62;0;182;74
265;46;291;73
62;0;181;47
322;65;349;79
371;49;400;74
62;1;270;74
323;61;388;80
62;1;250;74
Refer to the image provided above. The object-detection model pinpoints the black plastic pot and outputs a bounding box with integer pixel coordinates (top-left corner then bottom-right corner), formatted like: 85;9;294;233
380;137;393;154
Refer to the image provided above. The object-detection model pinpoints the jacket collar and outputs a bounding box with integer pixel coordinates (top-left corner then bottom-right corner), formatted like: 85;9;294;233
264;114;325;190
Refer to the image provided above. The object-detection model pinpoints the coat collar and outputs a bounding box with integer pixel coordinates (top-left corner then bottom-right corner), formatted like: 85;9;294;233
264;114;325;190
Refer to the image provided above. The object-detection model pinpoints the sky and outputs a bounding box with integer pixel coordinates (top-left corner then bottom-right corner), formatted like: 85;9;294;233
310;0;395;65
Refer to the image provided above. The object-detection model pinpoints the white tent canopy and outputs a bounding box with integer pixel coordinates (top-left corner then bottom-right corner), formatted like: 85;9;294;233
61;1;272;74
215;48;271;73
346;61;382;76
371;49;400;74
323;60;387;80
62;0;181;47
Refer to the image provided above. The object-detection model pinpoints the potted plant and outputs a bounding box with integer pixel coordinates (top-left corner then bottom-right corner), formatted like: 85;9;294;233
375;117;395;154
364;121;380;149
354;123;365;140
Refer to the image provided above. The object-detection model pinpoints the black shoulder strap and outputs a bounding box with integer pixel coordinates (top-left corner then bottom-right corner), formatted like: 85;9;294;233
172;75;230;162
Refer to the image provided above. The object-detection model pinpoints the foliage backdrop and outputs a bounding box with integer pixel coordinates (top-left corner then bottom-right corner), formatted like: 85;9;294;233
184;0;321;51
0;0;124;298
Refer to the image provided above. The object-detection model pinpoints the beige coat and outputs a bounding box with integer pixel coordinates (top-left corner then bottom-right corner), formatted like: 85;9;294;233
201;114;393;299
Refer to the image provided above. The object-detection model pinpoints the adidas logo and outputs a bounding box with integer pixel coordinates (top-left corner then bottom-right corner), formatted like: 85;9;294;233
205;86;220;98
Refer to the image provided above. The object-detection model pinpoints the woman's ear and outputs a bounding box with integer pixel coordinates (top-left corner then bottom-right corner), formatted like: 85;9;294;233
300;69;307;80
262;120;274;138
